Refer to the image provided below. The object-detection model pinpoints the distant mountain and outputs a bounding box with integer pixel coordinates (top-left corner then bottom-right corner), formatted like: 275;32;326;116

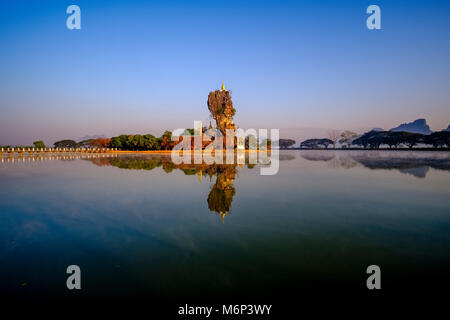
280;128;342;146
371;128;385;132
390;119;432;135
443;125;450;132
78;134;106;142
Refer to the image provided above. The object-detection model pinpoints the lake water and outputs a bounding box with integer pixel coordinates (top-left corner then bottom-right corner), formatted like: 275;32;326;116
1;150;450;302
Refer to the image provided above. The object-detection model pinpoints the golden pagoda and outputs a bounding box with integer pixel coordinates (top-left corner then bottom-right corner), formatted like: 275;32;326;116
221;81;226;91
220;212;227;223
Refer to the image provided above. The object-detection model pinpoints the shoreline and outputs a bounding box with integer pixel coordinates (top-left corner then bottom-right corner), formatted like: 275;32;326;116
2;149;450;157
111;150;270;154
0;149;272;157
283;148;450;152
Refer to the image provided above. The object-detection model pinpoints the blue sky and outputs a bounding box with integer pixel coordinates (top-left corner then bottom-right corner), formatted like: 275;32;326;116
0;0;449;145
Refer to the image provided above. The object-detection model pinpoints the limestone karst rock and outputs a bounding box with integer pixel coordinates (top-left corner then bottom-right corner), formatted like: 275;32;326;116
207;86;236;135
390;118;432;135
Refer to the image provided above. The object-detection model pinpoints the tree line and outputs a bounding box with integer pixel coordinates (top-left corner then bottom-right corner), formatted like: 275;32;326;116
5;130;449;151
352;130;450;149
109;131;174;151
297;130;450;149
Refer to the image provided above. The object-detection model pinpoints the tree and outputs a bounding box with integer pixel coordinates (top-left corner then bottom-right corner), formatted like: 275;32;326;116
91;138;111;148
300;138;333;149
33;140;46;149
77;139;94;148
110;136;123;149
159;131;174;150
161;130;172;141
143;134;159;150
110;132;172;150
426;131;450;148
383;132;402;148
54;140;77;148
327;130;340;148
130;135;146;150
352;130;428;149
279;139;296;149
402;132;423;149
352;131;383;148
339;131;357;148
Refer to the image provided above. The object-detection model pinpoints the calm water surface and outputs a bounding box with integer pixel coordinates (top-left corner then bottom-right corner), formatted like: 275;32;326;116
1;150;450;300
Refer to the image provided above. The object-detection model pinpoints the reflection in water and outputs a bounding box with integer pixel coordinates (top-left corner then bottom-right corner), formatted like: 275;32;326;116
398;167;429;178
206;165;236;222
1;151;450;299
0;153;117;163
300;150;450;178
301;153;335;162
90;156;240;222
0;153;295;221
279;153;296;161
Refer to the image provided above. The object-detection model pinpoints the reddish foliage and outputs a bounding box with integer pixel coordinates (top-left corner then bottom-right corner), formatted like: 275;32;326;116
160;136;179;150
91;138;111;148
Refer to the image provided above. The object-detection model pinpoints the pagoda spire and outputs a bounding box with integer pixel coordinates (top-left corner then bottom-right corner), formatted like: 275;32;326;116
221;81;226;91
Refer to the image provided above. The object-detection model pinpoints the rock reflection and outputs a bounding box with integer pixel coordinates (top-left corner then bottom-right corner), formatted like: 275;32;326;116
206;165;237;222
89;156;242;222
300;150;450;178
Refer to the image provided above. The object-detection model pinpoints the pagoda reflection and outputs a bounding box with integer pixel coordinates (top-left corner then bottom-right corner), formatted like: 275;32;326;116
205;164;237;222
88;155;241;222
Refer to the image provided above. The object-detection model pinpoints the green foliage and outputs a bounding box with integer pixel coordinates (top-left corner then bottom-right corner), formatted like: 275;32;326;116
77;139;94;148
182;168;199;175
183;128;195;136
54;140;77;148
161;130;172;141
33;140;46;148
128;135;144;150
108;157;162;170
207;184;235;213
110;137;122;149
162;162;175;173
109;131;175;150
110;135;128;149
143;134;160;150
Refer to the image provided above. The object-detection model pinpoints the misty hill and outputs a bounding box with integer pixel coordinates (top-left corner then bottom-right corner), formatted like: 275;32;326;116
444;125;450;132
78;134;106;141
280;128;341;145
390;119;432;135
